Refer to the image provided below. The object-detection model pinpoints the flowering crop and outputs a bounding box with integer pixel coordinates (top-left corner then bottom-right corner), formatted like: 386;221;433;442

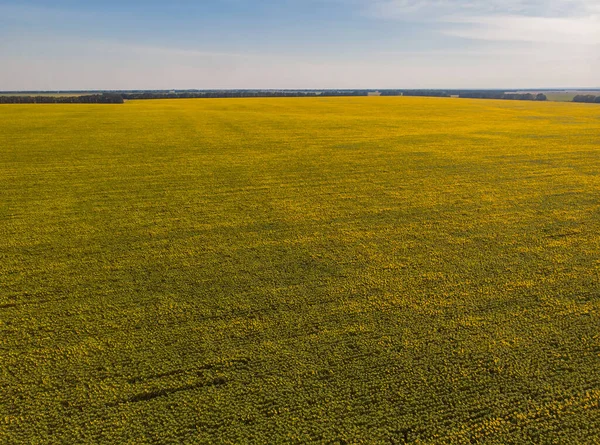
1;97;600;443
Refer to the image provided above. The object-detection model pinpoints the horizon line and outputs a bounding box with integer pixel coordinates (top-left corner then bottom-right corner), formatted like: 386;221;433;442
3;87;600;93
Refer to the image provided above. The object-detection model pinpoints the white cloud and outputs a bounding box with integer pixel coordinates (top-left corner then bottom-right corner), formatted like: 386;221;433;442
441;14;600;44
361;0;600;44
365;0;600;18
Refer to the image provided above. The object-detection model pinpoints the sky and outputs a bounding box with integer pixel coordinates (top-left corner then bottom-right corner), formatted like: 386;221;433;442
1;0;599;90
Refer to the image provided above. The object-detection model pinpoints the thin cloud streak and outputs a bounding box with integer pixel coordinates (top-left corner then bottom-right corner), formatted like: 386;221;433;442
363;0;600;18
95;41;258;60
440;14;600;44
358;0;600;45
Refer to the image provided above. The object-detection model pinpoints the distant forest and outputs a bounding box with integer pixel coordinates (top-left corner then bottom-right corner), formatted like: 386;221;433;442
572;95;600;103
0;93;124;104
118;90;550;101
3;89;600;104
457;92;548;101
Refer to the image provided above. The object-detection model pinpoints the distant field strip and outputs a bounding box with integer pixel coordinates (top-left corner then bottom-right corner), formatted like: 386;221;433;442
1;97;600;444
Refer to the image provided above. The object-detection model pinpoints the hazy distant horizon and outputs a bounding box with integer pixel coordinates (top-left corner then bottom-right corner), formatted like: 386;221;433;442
2;87;600;94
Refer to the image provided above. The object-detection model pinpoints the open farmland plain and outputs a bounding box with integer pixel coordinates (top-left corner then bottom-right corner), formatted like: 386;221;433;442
2;97;600;444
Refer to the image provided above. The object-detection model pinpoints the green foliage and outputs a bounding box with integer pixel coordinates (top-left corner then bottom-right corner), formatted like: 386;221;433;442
1;98;600;444
459;92;545;101
573;95;599;104
0;93;124;104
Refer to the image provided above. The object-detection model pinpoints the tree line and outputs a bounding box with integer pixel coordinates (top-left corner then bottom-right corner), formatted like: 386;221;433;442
573;95;600;104
381;90;451;97
458;92;547;101
119;90;547;101
120;91;323;99
0;93;124;104
1;90;556;104
121;90;384;99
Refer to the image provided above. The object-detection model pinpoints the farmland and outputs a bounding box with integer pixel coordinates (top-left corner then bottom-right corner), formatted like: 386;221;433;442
2;97;600;444
538;91;600;102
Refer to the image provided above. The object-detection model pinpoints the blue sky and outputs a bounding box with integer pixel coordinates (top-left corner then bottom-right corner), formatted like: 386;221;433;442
1;0;599;90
